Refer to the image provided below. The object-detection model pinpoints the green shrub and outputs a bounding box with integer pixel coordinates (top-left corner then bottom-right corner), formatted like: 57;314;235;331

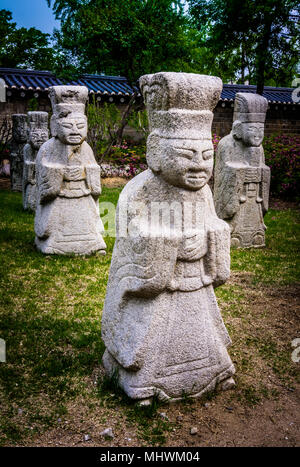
263;134;300;200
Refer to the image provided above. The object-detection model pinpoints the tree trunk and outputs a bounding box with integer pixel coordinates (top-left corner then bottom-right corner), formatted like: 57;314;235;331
241;40;245;83
100;91;140;163
256;21;272;95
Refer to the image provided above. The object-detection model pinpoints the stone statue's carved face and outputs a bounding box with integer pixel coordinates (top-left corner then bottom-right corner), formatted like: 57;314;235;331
56;115;87;145
154;138;214;191
235;122;264;147
13;124;27;143
29;129;49;150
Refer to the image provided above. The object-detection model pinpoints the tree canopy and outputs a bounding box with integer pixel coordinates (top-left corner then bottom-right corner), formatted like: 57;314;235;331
1;1;298;92
47;0;193;82
0;9;55;70
188;0;300;92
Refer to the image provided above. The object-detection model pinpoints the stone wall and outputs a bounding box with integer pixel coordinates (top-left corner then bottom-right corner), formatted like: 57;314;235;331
1;92;299;142
0;93;51;119
212;101;300;137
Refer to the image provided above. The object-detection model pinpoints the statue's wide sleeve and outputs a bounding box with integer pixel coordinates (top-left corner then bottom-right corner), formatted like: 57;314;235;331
215;142;244;220
261;165;271;214
36;159;64;204
23;145;35;187
205;185;231;287
85;164;101;197
23;161;35;186
101;197;178;370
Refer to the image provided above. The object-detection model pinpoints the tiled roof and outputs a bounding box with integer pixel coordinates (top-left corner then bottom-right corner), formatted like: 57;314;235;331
0;68;64;90
69;74;135;96
221;83;297;104
0;68;136;97
0;68;298;104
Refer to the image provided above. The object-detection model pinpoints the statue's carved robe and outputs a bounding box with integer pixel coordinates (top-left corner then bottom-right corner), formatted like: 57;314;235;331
10;142;25;192
23;143;37;211
214;134;270;247
34;137;106;255
102;169;235;400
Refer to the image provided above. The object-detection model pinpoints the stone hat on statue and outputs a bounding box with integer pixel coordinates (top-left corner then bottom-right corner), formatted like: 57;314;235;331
49;85;88;118
27;111;48;130
139;72;222;139
12;114;28;142
49;85;88;136
233;92;268;123
12;114;27;125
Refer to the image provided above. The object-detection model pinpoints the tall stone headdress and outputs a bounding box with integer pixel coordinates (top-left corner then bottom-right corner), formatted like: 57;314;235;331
12;114;27;142
139;72;222;139
49;86;88;136
27;111;48;132
233;92;268;123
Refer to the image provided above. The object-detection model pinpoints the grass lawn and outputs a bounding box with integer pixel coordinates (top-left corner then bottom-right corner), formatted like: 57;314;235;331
0;187;299;447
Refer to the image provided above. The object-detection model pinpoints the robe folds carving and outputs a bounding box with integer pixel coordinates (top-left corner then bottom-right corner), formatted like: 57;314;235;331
23;144;37;211
102;169;235;401
10;113;27;192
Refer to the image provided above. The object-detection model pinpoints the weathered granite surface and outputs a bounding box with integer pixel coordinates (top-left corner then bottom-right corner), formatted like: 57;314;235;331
10;114;27;191
23;112;49;211
214;92;270;248
34;86;106;255
101;72;235;402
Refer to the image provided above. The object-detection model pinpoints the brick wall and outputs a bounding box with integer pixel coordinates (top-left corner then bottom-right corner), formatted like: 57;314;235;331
0;93;51;118
212;101;300;137
1;92;299;141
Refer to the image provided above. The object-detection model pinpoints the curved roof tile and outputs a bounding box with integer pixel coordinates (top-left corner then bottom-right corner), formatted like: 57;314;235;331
221;83;298;104
0;68;298;104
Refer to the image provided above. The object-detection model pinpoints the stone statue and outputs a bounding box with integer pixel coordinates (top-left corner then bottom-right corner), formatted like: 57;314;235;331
101;72;235;402
23;112;49;211
34;86;106;255
10;114;27;191
214;92;270;248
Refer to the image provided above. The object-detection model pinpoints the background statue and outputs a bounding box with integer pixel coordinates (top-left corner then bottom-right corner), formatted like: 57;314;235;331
214;92;270;248
101;72;235;402
34;85;106;255
23;112;49;211
10;114;27;192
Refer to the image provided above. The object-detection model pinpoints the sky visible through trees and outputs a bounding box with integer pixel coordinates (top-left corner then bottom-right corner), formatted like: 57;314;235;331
0;0;299;91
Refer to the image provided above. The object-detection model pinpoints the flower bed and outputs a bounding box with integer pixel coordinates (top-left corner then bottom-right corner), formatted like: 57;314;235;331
100;162;147;178
101;141;147;178
101;134;299;200
263;134;300;200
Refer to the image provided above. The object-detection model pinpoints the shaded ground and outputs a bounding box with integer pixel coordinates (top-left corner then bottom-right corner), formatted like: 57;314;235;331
16;280;300;448
0;188;299;447
270;198;299;211
0;177;10;190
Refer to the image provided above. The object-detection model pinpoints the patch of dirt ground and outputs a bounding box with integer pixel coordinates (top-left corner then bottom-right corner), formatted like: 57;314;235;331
101;177;128;188
0;177;10;190
270;198;299;211
16;279;300;447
